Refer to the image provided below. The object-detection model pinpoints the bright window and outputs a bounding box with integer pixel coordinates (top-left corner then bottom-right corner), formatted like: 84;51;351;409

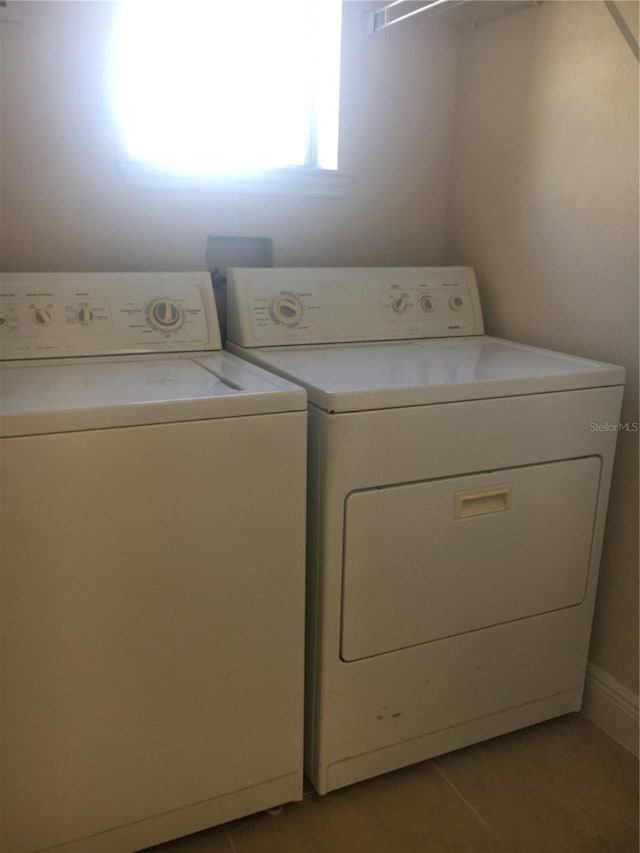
111;0;343;177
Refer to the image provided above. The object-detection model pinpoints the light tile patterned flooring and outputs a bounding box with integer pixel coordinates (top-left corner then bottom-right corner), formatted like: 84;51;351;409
143;714;638;853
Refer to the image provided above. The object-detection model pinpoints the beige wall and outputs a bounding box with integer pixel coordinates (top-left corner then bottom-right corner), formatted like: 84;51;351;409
445;1;639;692
0;1;457;270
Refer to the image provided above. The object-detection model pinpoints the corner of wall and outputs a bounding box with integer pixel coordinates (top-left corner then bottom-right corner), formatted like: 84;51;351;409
582;663;639;757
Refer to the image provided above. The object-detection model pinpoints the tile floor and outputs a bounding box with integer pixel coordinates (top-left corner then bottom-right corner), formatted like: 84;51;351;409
143;714;638;853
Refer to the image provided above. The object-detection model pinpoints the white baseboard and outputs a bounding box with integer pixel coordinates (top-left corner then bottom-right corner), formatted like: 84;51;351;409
582;663;639;757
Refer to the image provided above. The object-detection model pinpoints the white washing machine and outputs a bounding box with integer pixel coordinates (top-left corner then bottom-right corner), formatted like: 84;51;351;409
0;272;307;853
225;266;625;795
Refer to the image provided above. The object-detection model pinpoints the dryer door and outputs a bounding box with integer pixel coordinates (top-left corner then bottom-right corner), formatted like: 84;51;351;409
341;457;600;662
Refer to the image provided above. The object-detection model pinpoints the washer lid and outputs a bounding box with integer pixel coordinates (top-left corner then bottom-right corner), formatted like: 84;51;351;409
231;336;625;412
0;352;305;437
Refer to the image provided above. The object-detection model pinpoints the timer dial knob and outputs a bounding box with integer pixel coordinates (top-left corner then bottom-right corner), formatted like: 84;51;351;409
0;313;7;327
449;295;464;311
33;307;53;327
148;299;183;329
421;295;434;312
392;293;411;314
269;293;303;327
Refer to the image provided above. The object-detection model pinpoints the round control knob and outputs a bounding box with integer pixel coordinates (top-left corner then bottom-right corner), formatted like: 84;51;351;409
77;306;94;325
392;293;410;314
421;295;434;312
449;296;464;311
269;293;303;327
33;307;53;327
148;299;183;329
0;314;7;327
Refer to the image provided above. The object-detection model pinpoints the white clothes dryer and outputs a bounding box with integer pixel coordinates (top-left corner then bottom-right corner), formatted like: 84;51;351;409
0;272;307;853
225;266;625;795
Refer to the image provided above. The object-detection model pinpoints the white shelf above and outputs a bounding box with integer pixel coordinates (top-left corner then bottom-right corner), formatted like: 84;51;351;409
365;0;542;35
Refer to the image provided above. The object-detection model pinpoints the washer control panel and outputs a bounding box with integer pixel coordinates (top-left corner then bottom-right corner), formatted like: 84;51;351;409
226;267;484;347
0;272;220;359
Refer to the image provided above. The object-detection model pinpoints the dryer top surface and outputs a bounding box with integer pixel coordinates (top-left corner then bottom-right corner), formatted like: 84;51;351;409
228;336;625;413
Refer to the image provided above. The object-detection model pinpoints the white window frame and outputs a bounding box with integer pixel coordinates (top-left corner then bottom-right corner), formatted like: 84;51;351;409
117;158;352;197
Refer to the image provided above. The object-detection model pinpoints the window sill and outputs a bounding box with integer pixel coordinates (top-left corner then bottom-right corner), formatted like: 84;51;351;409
117;158;352;198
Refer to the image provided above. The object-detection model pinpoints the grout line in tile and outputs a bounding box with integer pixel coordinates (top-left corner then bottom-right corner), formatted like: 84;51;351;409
431;758;507;850
224;827;239;853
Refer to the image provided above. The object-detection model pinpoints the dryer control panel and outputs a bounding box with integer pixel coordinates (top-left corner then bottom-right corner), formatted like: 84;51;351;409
0;272;221;359
226;267;484;347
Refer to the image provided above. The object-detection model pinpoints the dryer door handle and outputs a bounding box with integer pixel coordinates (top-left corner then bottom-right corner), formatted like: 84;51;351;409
454;484;512;519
